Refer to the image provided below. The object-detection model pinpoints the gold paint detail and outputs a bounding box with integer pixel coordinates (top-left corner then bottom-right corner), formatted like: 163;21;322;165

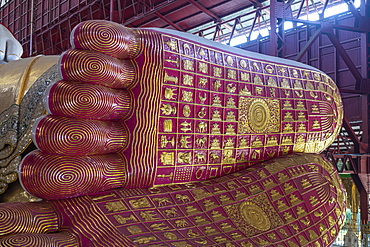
239;97;280;134
182;105;191;117
213;67;222;77
163;119;173;132
182;74;194;86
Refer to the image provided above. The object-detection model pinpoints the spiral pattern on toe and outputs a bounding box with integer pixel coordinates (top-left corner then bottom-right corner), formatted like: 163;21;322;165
59;49;135;88
0;232;77;247
45;80;131;120
0;202;58;236
20;150;126;200
33;115;127;155
71;20;140;59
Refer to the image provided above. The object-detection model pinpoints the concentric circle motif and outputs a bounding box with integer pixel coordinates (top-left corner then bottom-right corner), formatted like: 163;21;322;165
239;201;271;231
248;99;270;132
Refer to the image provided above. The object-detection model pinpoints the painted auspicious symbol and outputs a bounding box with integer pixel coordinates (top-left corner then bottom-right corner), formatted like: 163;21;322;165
240;72;250;81
227;83;236;93
296;101;305;110
198;78;207;87
163;119;173;132
267;136;278;145
196;137;207;148
212;110;221;120
265;64;274;73
213;67;222;77
268;77;277;87
164;88;177;100
165;57;179;66
226;124;235;134
114;215;138;225
226;98;236;108
198;62;208;73
127;225;142;234
195;153;206;163
226;56;234;66
252;62;259;71
211;123;221;134
183;60;194;71
306;81;314;90
226;111;236;121
183;43;191;54
197;122;207;133
210;138;220;149
311;104;319;113
129;197;151;209
140;210;159;221
310;91;318;98
163;232;177;240
227;69;236;79
183;74;194;86
278;66;287;75
198;48;206;56
183;105;191;117
160;136;175;148
213;80;221;91
297;111;306;121
104;201;127;212
212;95;222;106
239;138;248;148
198;107;206;118
252;137;263;147
198;93;207;103
182;91;193;102
312;120;321;129
292;69;299;77
254;75;263;85
165;39;178;51
251;150;261;159
281;78;290;88
164;72;178;84
179;136;191;148
297;123;306;131
160;152;175;165
282;136;293;144
294;80;302;89
283;123;293;132
255;87;263;95
239;59;247;68
295;90;304;98
240;85;251;95
224;138;234;148
178;152;191;163
180;121;192;132
161;104;177;115
284;112;294;121
283;100;293;109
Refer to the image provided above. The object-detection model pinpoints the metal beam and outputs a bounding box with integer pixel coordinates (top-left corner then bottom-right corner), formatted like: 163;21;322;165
227;18;240;45
153;11;185;31
323;28;364;88
186;0;235;33
137;0;185;31
187;0;221;22
295;27;322;61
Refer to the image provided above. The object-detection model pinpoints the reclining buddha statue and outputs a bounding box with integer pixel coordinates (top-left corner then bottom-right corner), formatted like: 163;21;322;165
0;20;345;246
